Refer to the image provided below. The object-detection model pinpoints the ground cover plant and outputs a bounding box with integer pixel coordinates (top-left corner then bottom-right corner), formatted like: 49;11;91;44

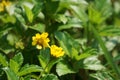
0;0;120;80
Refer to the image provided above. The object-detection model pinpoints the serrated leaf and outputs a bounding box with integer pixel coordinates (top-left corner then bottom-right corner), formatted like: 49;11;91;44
12;52;23;67
3;67;19;80
29;23;45;33
75;48;96;60
83;56;105;70
18;65;43;76
0;54;8;67
41;74;59;80
91;72;115;80
9;59;19;74
55;31;72;57
56;60;75;76
55;31;80;58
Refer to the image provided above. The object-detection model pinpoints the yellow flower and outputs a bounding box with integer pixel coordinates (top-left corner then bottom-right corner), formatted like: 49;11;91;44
0;3;4;12
32;32;50;49
50;45;64;58
3;0;11;6
0;0;11;12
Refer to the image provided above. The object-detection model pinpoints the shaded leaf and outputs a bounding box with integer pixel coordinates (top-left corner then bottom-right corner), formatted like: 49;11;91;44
56;60;75;76
38;48;50;69
3;67;19;80
41;74;59;80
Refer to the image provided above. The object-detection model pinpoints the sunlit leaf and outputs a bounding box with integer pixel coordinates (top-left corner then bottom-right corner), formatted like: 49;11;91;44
24;5;34;23
83;56;105;70
9;59;19;74
91;72;115;80
0;54;8;67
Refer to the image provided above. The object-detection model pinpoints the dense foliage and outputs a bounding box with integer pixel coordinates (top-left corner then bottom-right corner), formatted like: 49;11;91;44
0;0;120;80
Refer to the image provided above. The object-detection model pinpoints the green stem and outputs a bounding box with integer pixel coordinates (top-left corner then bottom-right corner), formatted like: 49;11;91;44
91;26;120;78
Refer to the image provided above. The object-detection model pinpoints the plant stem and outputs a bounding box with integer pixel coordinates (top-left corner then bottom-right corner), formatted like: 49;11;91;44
91;25;120;78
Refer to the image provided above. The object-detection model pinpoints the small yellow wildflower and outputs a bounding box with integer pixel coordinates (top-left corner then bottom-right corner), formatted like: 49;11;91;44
50;45;64;58
32;32;50;49
0;0;11;12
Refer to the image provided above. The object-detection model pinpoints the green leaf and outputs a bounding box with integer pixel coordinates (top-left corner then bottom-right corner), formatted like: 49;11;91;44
58;17;82;30
0;27;12;38
46;58;61;73
55;31;80;58
91;72;115;80
32;3;43;18
91;26;120;77
75;48;96;60
41;74;59;80
56;60;75;76
3;67;19;80
0;54;8;67
100;26;120;36
83;56;105;70
15;13;26;24
55;14;68;24
55;31;72;57
0;15;16;24
12;52;23;67
38;48;50;69
18;64;43;76
24;5;34;23
88;5;104;24
10;59;19;74
44;0;59;15
29;23;45;33
7;33;18;46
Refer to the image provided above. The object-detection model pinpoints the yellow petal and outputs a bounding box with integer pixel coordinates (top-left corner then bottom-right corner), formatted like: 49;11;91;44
36;45;42;49
32;41;36;46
